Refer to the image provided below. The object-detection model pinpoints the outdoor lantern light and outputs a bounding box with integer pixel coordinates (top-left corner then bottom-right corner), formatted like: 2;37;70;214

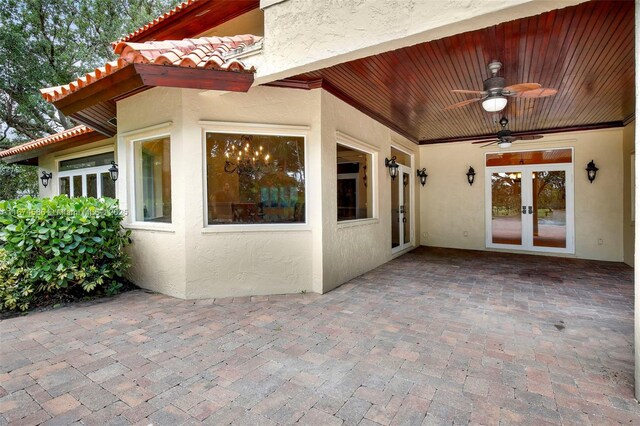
585;160;598;183
385;156;399;180
416;168;428;186
40;171;52;188
466;166;476;186
482;95;508;112
108;161;119;182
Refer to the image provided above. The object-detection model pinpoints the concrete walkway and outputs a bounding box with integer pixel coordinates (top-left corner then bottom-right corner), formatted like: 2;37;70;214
1;247;638;425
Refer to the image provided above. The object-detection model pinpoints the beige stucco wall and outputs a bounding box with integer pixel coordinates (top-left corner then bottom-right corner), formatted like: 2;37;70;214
116;88;188;298
252;0;587;84
198;7;264;38
321;91;420;292
420;127;624;262
116;86;322;299
623;120;635;267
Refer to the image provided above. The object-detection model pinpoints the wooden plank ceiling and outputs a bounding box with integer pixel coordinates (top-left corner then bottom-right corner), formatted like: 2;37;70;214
288;0;635;144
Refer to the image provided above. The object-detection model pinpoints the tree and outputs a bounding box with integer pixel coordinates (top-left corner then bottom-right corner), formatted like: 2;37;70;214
0;0;180;199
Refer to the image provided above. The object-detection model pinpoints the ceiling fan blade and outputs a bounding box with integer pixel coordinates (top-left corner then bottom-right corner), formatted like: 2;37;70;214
515;88;558;98
503;83;541;93
451;89;486;95
471;139;498;145
477;140;500;148
444;97;482;110
513;134;544;141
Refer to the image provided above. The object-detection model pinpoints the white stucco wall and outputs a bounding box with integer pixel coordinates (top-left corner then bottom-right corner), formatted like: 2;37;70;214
321;91;420;292
252;0;587;84
419;128;624;262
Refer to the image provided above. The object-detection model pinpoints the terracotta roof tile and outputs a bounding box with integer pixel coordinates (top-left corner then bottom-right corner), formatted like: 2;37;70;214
116;0;201;44
41;35;262;104
0;125;95;158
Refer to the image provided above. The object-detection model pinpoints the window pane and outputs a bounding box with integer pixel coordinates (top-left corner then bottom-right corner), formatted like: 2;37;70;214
87;174;97;198
59;152;114;171
73;175;83;198
491;172;522;245
59;177;70;196
206;133;305;224
134;137;172;223
337;144;372;221
101;173;116;198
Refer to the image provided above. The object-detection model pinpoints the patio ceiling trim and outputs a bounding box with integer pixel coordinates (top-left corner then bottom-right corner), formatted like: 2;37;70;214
264;78;419;143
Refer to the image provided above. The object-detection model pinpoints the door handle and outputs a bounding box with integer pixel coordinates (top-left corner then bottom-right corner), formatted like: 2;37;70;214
528;206;533;214
522;206;527;214
403;217;407;223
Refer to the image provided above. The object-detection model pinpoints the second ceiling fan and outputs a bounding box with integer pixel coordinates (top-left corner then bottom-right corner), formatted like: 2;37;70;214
444;61;557;112
473;117;543;148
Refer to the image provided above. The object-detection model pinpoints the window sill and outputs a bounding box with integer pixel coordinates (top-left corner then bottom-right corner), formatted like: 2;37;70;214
124;223;176;233
202;223;312;233
337;218;379;229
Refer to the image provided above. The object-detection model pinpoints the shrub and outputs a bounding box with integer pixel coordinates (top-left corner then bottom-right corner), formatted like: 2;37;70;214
0;196;132;311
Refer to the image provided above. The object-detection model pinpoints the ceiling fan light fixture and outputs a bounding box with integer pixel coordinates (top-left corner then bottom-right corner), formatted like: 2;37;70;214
482;96;507;112
497;140;512;149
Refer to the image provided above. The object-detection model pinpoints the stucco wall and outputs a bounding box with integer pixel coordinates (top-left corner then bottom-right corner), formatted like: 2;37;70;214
116;88;188;298
179;86;321;298
252;0;587;83
420;128;624;262
321;91;420;292
623;120;636;267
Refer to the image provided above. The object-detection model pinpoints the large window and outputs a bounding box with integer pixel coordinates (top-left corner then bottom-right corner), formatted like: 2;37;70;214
57;151;116;199
337;143;373;221
206;132;305;225
133;137;172;223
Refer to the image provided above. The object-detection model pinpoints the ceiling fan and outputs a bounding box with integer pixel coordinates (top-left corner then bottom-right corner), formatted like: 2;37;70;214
444;61;557;112
473;117;543;148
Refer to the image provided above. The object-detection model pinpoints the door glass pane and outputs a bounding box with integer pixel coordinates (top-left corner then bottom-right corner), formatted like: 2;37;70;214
73;175;83;198
391;175;400;248
59;177;70;196
491;172;522;245
87;174;97;198
101;173;116;198
402;171;410;245
532;170;566;248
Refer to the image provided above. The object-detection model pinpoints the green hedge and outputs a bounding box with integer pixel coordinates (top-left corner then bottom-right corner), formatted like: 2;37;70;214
0;196;132;311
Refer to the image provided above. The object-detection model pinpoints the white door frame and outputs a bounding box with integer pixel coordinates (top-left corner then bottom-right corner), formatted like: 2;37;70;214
485;163;575;254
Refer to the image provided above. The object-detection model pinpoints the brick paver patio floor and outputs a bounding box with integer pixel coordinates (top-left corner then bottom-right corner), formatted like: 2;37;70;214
1;247;638;425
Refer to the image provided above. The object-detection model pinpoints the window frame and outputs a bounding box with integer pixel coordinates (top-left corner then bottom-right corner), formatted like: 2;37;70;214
200;121;311;233
336;131;379;226
128;131;173;229
54;146;116;199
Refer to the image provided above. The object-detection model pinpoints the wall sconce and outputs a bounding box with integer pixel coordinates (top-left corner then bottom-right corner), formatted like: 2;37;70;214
385;156;399;180
416;168;428;186
585;160;598;183
108;161;119;182
40;171;52;188
466;166;476;186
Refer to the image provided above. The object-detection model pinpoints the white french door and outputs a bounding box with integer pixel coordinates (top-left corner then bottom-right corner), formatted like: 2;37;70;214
392;164;413;253
485;164;574;253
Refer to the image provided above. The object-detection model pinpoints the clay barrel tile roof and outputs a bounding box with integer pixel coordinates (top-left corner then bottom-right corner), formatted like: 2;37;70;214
40;35;262;104
0;125;94;158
